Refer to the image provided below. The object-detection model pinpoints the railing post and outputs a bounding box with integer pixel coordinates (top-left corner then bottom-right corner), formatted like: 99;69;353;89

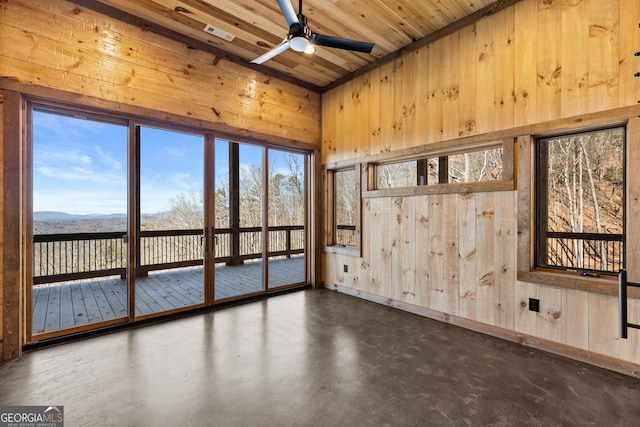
286;227;292;258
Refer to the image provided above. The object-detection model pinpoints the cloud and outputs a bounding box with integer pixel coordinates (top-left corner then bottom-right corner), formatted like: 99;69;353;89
95;146;123;170
162;145;186;157
33;110;107;141
34;163;125;185
169;173;196;190
34;149;92;168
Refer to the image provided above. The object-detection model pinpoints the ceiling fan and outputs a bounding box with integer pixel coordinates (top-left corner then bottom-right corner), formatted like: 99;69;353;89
251;0;375;64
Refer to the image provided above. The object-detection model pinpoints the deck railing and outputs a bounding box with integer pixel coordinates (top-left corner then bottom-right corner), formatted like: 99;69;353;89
336;224;357;247
544;232;623;275
33;231;127;284
33;226;305;285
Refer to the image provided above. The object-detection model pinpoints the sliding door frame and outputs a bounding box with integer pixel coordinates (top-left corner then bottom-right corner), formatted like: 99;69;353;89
14;93;315;348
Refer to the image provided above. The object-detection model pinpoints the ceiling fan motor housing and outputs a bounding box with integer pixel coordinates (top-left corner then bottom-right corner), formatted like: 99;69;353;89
289;15;313;52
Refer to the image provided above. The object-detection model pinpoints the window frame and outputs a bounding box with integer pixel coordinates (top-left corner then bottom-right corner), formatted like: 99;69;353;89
534;126;626;276
364;138;514;198
324;163;362;257
517;115;640;293
19;94;318;343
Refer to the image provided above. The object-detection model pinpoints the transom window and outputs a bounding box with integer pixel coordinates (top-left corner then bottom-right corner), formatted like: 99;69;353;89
448;147;503;183
371;142;505;191
536;127;625;275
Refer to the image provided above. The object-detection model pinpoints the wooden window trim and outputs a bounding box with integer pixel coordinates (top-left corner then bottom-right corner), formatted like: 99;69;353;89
517;116;640;295
364;138;514;198
324;164;362;257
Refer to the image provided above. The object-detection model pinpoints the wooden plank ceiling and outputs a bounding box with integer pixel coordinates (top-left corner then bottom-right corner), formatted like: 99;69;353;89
80;0;506;91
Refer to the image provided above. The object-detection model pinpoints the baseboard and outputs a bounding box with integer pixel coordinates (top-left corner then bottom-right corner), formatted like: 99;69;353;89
323;282;640;379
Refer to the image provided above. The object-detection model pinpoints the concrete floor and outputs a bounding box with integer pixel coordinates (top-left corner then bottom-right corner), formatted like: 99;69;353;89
1;289;640;426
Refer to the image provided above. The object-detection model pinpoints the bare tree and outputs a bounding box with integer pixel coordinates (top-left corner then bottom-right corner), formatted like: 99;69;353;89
545;128;624;270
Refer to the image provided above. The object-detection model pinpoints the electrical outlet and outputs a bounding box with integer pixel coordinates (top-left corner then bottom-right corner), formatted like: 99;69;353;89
529;298;540;312
343;264;348;273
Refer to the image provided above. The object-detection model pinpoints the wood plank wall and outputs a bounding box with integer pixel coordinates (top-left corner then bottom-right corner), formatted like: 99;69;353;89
323;0;638;163
322;0;640;371
0;0;321;360
0;0;320;145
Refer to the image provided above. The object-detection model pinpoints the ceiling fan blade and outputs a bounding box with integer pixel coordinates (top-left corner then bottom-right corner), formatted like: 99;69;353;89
311;33;375;54
251;39;291;64
276;0;300;27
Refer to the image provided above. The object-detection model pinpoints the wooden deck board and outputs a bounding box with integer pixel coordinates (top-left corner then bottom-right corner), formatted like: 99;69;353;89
45;286;61;332
32;256;305;335
97;279;127;318
32;287;49;334
80;281;103;324
59;285;75;330
70;283;89;327
89;280;116;320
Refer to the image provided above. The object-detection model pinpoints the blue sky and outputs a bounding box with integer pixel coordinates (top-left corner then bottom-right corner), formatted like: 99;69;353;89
32;110;299;215
33;111;129;215
140;126;205;214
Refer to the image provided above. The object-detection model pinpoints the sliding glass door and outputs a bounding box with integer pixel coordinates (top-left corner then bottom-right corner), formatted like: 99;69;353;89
267;148;306;289
29;104;309;340
214;140;266;300
137;126;205;317
213;140;307;300
31;109;129;337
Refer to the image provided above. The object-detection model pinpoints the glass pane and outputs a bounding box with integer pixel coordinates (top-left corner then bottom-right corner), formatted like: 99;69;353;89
32;110;128;335
419;158;440;185
334;168;357;246
449;147;503;183
215;141;230;230
138;126;204;316
377;160;417;188
268;149;306;288
215;141;265;300
214;139;231;277
214;139;233;300
542;128;624;272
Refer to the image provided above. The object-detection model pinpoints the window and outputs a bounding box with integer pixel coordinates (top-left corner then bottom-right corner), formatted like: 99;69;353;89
325;165;361;255
366;139;511;196
536;127;625;275
377;160;418;188
448;147;503;183
376;158;441;188
334;168;357;246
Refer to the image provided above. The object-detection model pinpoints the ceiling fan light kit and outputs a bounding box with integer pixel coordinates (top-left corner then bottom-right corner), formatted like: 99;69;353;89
289;36;309;52
251;0;374;64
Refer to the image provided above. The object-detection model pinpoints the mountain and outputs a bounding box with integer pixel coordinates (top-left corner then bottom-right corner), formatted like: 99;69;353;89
33;211;127;221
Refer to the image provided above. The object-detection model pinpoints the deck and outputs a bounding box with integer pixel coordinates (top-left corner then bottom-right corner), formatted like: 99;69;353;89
32;257;305;335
